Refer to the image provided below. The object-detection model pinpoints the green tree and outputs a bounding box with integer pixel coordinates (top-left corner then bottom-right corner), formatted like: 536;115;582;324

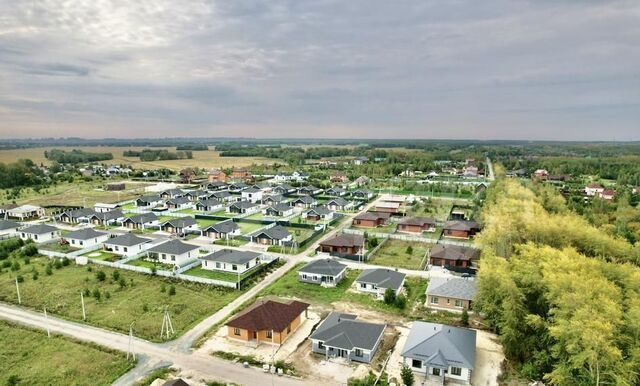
383;288;396;304
400;364;414;386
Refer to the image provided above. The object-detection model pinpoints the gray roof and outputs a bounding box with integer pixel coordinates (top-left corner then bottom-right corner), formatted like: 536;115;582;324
356;269;406;291
201;249;261;264
310;312;385;351
136;195;161;204
162;188;184;196
266;203;292;214
253;225;291;240
149;239;199;255
352;189;373;196
243;187;262;193
60;208;96;219
300;259;347;276
426;278;478;301
399;217;437;226
90;209;124;221
430;244;481;261
185;189;206;197
264;194;284;203
326;197;349;206
299;185;320;192
0;220;20;231
444;220;480;231
202;219;238;233
124;212;158;224
106;233;151;247
304;206;332;216
65;228;108;240
402;322;477;370
354;211;389;221
167;196;190;205
21;224;58;234
230;201;257;210
162;216;197;228
197;198;222;207
326;187;347;195
293;195;315;204
273;184;294;192
209;191;231;199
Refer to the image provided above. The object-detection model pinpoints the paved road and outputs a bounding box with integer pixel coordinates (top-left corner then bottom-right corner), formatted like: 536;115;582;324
485;156;495;181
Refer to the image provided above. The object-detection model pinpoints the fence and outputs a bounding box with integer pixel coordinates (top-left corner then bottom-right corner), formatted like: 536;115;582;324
365;235;389;259
343;228;438;244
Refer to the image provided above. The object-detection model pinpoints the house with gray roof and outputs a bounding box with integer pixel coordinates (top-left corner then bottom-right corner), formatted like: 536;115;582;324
263;194;285;206
355;269;406;299
195;199;223;212
208;190;235;202
201;220;240;239
147;239;199;266
104;233;151;256
251;225;292;246
121;212;158;230
89;209;124;225
200;249;263;274
325;197;351;211
159;188;184;199
202;181;227;191
272;184;296;195
291;195;317;208
310;312;386;363
426;278;477;312
302;206;334;221
263;203;294;217
298;259;347;286
227;200;260;215
166;196;192;210
228;182;248;192
58;208;96;223
351;189;374;199
183;189;207;201
20;224;59;243
325;187;348;197
241;187;263;203
64;228;110;248
401;322;476;384
135;195;163;207
298;185;323;196
0;220;21;236
160;216;198;235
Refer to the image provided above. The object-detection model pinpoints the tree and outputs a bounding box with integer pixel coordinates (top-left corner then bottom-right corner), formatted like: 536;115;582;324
395;294;407;309
95;270;106;281
383;288;396;304
168;285;176;296
400;364;414;386
461;309;469;326
405;245;413;255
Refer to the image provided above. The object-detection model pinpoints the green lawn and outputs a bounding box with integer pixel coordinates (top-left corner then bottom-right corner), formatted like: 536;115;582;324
0;320;134;386
406;199;454;221
156;215;174;223
196;218;219;228
82;250;121;262
0;256;249;341
212;238;248;247
244;213;266;220
39;242;80;253
120;203;137;210
174;208;196;215
368;239;431;270
287;227;315;242
209;209;234;218
126;258;175;270
183;264;263;282
237;222;267;235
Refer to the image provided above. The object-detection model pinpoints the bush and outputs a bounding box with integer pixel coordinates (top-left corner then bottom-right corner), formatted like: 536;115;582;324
405;245;413;254
151;267;157;275
461;309;469;326
142;303;149;312
401;364;414;386
6;375;20;386
92;288;101;300
11;261;20;271
118;277;126;289
61;257;71;266
168;285;176;296
32;271;38;280
22;244;38;256
112;271;120;281
53;259;62;269
95;270;106;281
160;284;166;293
16;275;24;283
105;291;111;299
395;294;407;309
45;264;52;275
383;288;396;304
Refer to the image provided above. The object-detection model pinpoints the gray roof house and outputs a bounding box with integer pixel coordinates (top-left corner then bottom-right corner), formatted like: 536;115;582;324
21;224;58;235
135;195;162;207
147;239;199;266
208;191;233;201
325;187;348;197
251;225;292;246
184;189;207;201
292;195;317;208
201;220;240;238
64;228;109;246
121;212;158;229
105;233;151;247
58;208;96;223
195;199;223;212
272;184;296;195
298;185;323;196
160;217;197;234
325;197;350;210
159;188;184;198
263;194;285;205
298;259;347;286
310;312;386;363
200;249;263;274
89;209;124;224
401;322;477;384
0;220;20;233
302;206;334;221
426;278;478;312
228;200;258;214
355;269;406;299
263;203;294;217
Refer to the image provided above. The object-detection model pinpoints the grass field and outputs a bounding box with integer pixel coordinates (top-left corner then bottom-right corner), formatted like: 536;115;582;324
368;239;431;270
212;239;248;247
126;258;175;270
287;227;315;241
39;242;81;253
82;250;121;262
0;256;248;341
184;264;263;282
0;320;134;386
237;222;266;235
0;146;273;171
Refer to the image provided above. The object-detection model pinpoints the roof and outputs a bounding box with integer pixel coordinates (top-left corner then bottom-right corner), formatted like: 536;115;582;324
61;208;96;219
65;228;108;240
148;239;199;255
426;278;478;301
226;299;309;332
8;204;43;213
304;206;332;216
90;209;124;221
326;197;349;206
319;233;364;248
243;187;262;193
124;212;158;224
266;203;292;213
21;224;58;234
430;244;480;261
202;219;239;233
197;198;222;207
273;184;295;191
106;233;151;247
201;249;261;264
210;191;231;199
230;201;257;210
264;194;284;202
354;212;389;221
401;322;477;370
293;195;315;204
162;379;190;386
299;185;320;192
0;220;20;231
443;220;480;231
399;217;436;226
300;259;347;276
352;189;373;195
587;183;604;189
310;312;385;351
167;196;190;205
375;202;400;209
253;225;291;240
356;269;406;291
162;216;197;228
185;189;206;197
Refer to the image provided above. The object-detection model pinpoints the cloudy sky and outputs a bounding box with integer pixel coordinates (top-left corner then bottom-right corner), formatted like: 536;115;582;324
0;0;639;140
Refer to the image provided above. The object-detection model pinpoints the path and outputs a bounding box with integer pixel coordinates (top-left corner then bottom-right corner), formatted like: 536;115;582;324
485;156;495;181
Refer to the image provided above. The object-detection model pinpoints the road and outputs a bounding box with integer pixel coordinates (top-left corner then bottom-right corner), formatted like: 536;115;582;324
485;156;495;181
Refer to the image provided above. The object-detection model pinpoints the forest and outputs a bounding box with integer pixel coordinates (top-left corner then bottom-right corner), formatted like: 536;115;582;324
123;149;193;161
0;160;47;189
475;167;640;385
44;149;113;164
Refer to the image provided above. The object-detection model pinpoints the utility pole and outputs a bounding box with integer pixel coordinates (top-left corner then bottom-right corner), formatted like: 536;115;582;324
80;292;86;321
160;307;174;340
44;306;50;338
15;277;21;304
127;322;136;361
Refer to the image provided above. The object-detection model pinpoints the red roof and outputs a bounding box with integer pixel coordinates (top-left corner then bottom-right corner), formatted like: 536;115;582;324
226;300;309;332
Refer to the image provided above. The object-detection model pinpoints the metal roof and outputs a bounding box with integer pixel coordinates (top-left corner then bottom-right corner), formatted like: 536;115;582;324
310;312;385;351
202;219;239;233
65;228;108;240
148;239;199;255
426;278;478;301
105;233;151;247
356;269;406;291
401;322;477;370
200;249;261;264
299;259;347;276
21;224;58;234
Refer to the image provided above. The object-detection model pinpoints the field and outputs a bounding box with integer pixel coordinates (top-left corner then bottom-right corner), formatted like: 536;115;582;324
0;146;273;171
0;256;248;341
368;239;431;270
184;265;262;282
82;250;121;262
0;320;133;386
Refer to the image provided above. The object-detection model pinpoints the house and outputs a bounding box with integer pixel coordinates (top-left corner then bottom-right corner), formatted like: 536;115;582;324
160;216;198;234
228;201;259;215
397;217;437;234
318;233;364;256
352;176;371;187
598;189;616;200
263;194;285;206
166;196;192;210
6;205;45;220
291;195;317;208
0;204;18;217
352;156;369;165
162;379;190;386
374;201;402;214
298;259;347;286
302;206;334;221
325;187;348;197
401;322;476;384
20;224;59;243
89;209;124;226
263;203;294;217
325;197;350;211
159;188;184;199
462;165;479;177
0;220;20;237
147;239;199;266
94;203;121;214
532;169;549;181
183;190;207;201
310;312;385;363
274;171;308;182
179;168;197;183
585;183;605;196
228;182;249;192
200;249;263;274
272;184;296;195
230;168;252;181
351;189;374;200
135;195;163;207
195;199;223;212
298;185;323;196
355;269;406;299
208;169;227;183
352;212;390;228
226;299;309;345
58;208;96;223
251;225;292;246
443;220;480;239
241;187;263;203
208;190;234;202
330;172;349;183
121;212;159;230
103;233;151;256
201;220;241;239
202;181;227;191
426;278;478;312
64;228;110;248
429;244;481;269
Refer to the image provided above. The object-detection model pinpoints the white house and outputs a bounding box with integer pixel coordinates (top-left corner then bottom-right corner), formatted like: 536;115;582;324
20;224;59;243
0;220;20;237
302;206;334;221
585;183;605;196
241;187;264;203
103;233;151;257
94;203;120;213
355;269;406;299
64;228;110;248
199;249;263;274
7;205;45;220
147;239;199;266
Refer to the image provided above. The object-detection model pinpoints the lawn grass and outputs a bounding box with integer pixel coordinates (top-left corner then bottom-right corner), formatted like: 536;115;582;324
184;265;263;282
287;227;315;242
368;239;432;270
244;212;265;220
0;320;134;386
406;199;454;221
196;218;220;228
0;256;249;341
174;208;196;215
126;258;175;270
212;238;248;247
39;242;80;253
82;250;121;262
237;222;267;235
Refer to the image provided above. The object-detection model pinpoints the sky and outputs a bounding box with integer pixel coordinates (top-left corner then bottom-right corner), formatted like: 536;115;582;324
0;0;639;140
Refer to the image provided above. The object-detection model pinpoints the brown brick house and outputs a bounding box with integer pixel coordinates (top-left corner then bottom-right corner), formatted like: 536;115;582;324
319;233;365;256
352;212;390;228
397;217;437;233
231;168;252;180
442;220;480;239
429;244;480;268
226;300;309;345
208;169;227;182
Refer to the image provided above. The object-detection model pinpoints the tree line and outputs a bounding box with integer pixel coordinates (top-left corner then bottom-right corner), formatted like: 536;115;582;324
123;149;193;161
44;149;113;164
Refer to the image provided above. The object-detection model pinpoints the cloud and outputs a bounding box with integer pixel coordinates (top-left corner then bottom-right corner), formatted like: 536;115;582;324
0;0;639;140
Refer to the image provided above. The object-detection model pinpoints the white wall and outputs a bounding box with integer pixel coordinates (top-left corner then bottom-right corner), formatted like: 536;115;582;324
67;234;110;248
105;242;149;257
157;250;196;266
201;258;260;274
20;231;58;243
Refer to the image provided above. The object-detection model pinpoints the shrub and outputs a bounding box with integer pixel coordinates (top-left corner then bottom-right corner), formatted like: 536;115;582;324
45;265;53;275
142;303;149;312
383;288;396;304
83;288;91;296
7;375;20;386
53;259;63;269
400;364;414;386
105;291;111;299
405;245;413;254
61;257;71;266
95;270;106;281
92;288;101;300
16;275;24;283
461;309;469;326
160;284;166;293
32;271;38;280
118;277;126;289
11;261;20;271
168;285;176;296
395;294;407;309
112;271;120;281
151;267;157;275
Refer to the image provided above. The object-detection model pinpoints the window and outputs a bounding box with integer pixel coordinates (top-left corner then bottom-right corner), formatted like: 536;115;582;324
233;328;241;336
123;247;128;252
447;298;450;304
79;241;83;246
318;342;324;349
430;296;439;304
454;300;463;307
266;330;273;339
313;276;318;281
432;368;441;376
245;262;250;269
360;283;367;289
412;359;422;368
355;349;363;357
451;367;462;376
171;255;176;261
161;253;166;259
216;262;221;268
232;264;238;271
302;274;307;279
